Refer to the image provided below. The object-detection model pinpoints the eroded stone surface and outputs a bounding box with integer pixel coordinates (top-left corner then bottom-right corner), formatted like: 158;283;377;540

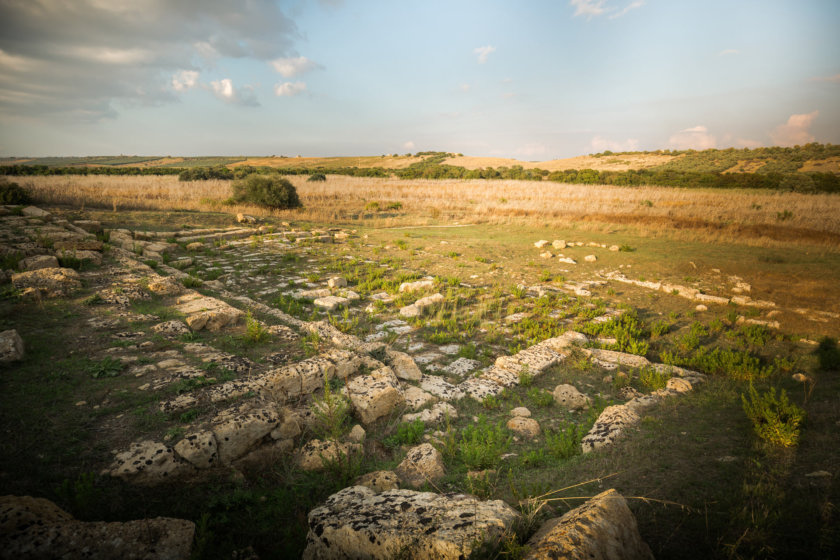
420;375;465;401
297;439;361;471
385;349;422;381
174;293;244;332
304;486;520;559
553;384;591;410
395;443;445;488
211;404;280;464
347;366;405;425
11;267;81;298
507;416;541;438
581;405;640;453
108;440;194;485
524;489;653;560
355;470;400;492
402;402;457;424
0;495;195;560
0;329;24;362
173;431;218;469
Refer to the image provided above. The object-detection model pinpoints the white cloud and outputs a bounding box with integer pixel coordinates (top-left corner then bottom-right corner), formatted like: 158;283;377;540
209;78;259;106
609;1;645;19
668;125;717;150
590;136;640;152
769;111;818;146
274;81;307;97
403;141;415;151
459;83;471;92
70;46;154;64
270;56;322;78
571;1;644;19
735;138;763;149
473;45;496;64
718;49;740;56
502;92;516;100
812;73;840;83
514;143;548;158
172;70;199;92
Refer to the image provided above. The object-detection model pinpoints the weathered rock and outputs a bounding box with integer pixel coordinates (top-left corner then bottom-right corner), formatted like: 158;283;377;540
507;416;541;438
259;356;337;399
459;377;505;401
11;267;81;297
327;276;347;288
444;357;481;376
420;374;465;401
402;402;457;424
303;486;520;560
270;410;302;440
553;384;591;410
297;439;361;471
399;292;444;318
347;366;405;425
524;489;653;560
584;254;597;262
20;254;59;271
53;239;103;252
581;405;640;453
403;386;436;410
0;329;24;362
21;206;50;218
399;278;434;293
0;495;194;560
395;443;445;488
666;377;692;393
173;431;218;469
587;348;650;369
354;470;399;492
552;240;567;249
57;249;102;266
186;242;204;251
540;251;553;259
174;293;244;331
147;276;183;296
534;240;550;248
151;320;191;337
211;405;281;464
72;220;102;233
348;424;366;443
511;406;531;417
108;440;194;485
385;349;422;381
314;295;349;311
236;213;258;224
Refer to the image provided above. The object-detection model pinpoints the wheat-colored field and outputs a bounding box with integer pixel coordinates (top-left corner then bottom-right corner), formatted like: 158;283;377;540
442;153;676;171
232;154;425;169
18;174;840;246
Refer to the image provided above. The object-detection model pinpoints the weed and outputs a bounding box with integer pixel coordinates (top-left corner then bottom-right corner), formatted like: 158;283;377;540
511;285;528;299
302;331;322;358
619;244;636;252
310;374;351;440
526;387;554;408
458;415;512;469
650;320;670;337
243;311;271;344
776;210;793;221
544;423;585;460
179;409;201;424
638;367;671;391
518;369;534;387
384;419;425;448
86;356;125;378
482;395;501;410
55;472;99;519
82;293;103;306
182;275;203;288
538;270;552;282
741;384;804;447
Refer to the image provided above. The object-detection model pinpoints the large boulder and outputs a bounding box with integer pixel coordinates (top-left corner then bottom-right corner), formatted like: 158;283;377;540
0;330;24;362
0;495;194;560
20;255;59;271
384;349;422;381
11;267;81;298
303;486;520;559
524;489;653;560
211;404;281;464
347;366;405;425
394;443;446;488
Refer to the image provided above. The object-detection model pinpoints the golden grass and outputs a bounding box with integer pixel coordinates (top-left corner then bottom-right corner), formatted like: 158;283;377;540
20;174;840;248
442;153;676;171
232;155;425;169
723;160;767;174
799;156;840;173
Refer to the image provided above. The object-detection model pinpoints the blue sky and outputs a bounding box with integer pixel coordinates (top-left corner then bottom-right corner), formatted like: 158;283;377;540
0;0;838;158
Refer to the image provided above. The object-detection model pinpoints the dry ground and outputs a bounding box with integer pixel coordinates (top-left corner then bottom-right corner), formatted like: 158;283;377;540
442;153;677;171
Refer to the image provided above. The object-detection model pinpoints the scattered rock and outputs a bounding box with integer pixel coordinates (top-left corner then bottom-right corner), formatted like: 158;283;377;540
348;424;366;443
609;245;620;251
152;320;191;337
581;405;640;453
553;384;591;410
313;295;349;311
398;278;434;293
297;439;361;471
236;213;258;224
20;254;59;271
354;470;400;492
540;251;553;259
511;407;531;418
443;357;481;376
108;440;194;485
524;489;653;560
11;267;81;298
347;366;405;424
186;242;204;251
402;402;457;424
173;431;218;469
0;329;24;362
327;276;347;288
0;495;195;560
534;240;550;248
384;349;422;381
695;304;708;312
21;206;51;218
395;443;446;488
175;293;244;331
303;486;520;560
552;240;567;249
507;416;541;438
403;386;436;410
211;405;281;464
584;254;597;262
147;276;183;296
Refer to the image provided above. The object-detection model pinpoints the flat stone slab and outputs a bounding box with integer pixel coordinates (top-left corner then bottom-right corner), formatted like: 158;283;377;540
420;374;465;401
303;486;520;559
314;296;349;311
459;377;505;401
174;293;244;331
443;357;481;376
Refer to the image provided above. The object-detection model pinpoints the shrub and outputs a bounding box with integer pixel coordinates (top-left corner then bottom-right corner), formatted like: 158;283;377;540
741;384;804;447
307;173;327;182
458;415;512;469
232;174;301;210
0;180;31;205
384;419;425;448
310;374;350;440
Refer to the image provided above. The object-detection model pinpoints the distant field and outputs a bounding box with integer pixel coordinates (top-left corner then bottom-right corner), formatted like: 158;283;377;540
233;154;425;169
443;153;676;171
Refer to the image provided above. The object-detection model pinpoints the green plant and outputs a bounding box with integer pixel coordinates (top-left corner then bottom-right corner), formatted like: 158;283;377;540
776;210;793;221
182;275;203;288
544;424;584;459
55;472;99;519
243;310;271;344
482;394;501;410
638;366;670;391
307;173;327;182
365;201;380;211
538;270;552;282
0;180;32;205
511;285;528;299
650;320;670;337
310;374;351;440
741;384;804;447
458;415;512;469
232;174;301;210
86;356;125;378
816;337;840;371
527;387;554;408
384;419;425;448
618;244;636;252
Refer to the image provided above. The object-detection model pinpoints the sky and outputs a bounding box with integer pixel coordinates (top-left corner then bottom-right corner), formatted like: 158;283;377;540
0;0;838;159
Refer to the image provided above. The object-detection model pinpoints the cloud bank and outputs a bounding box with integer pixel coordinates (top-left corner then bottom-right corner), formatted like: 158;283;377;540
770;111;818;146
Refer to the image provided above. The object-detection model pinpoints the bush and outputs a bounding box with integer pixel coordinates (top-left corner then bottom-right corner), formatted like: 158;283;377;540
307;173;327;182
741;384;804;447
0;180;32;205
232;174;301;210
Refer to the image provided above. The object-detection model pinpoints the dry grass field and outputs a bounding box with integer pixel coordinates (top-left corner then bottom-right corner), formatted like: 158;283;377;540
232;154;425;169
443;153;677;171
20;174;840;247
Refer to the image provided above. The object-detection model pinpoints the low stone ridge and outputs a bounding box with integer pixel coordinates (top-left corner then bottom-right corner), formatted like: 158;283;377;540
524;489;653;560
107;440;194;485
581;405;641;453
11;267;81;298
174;292;244;331
0;495;195;560
395;443;446;488
402;402;457;425
303;486;520;559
